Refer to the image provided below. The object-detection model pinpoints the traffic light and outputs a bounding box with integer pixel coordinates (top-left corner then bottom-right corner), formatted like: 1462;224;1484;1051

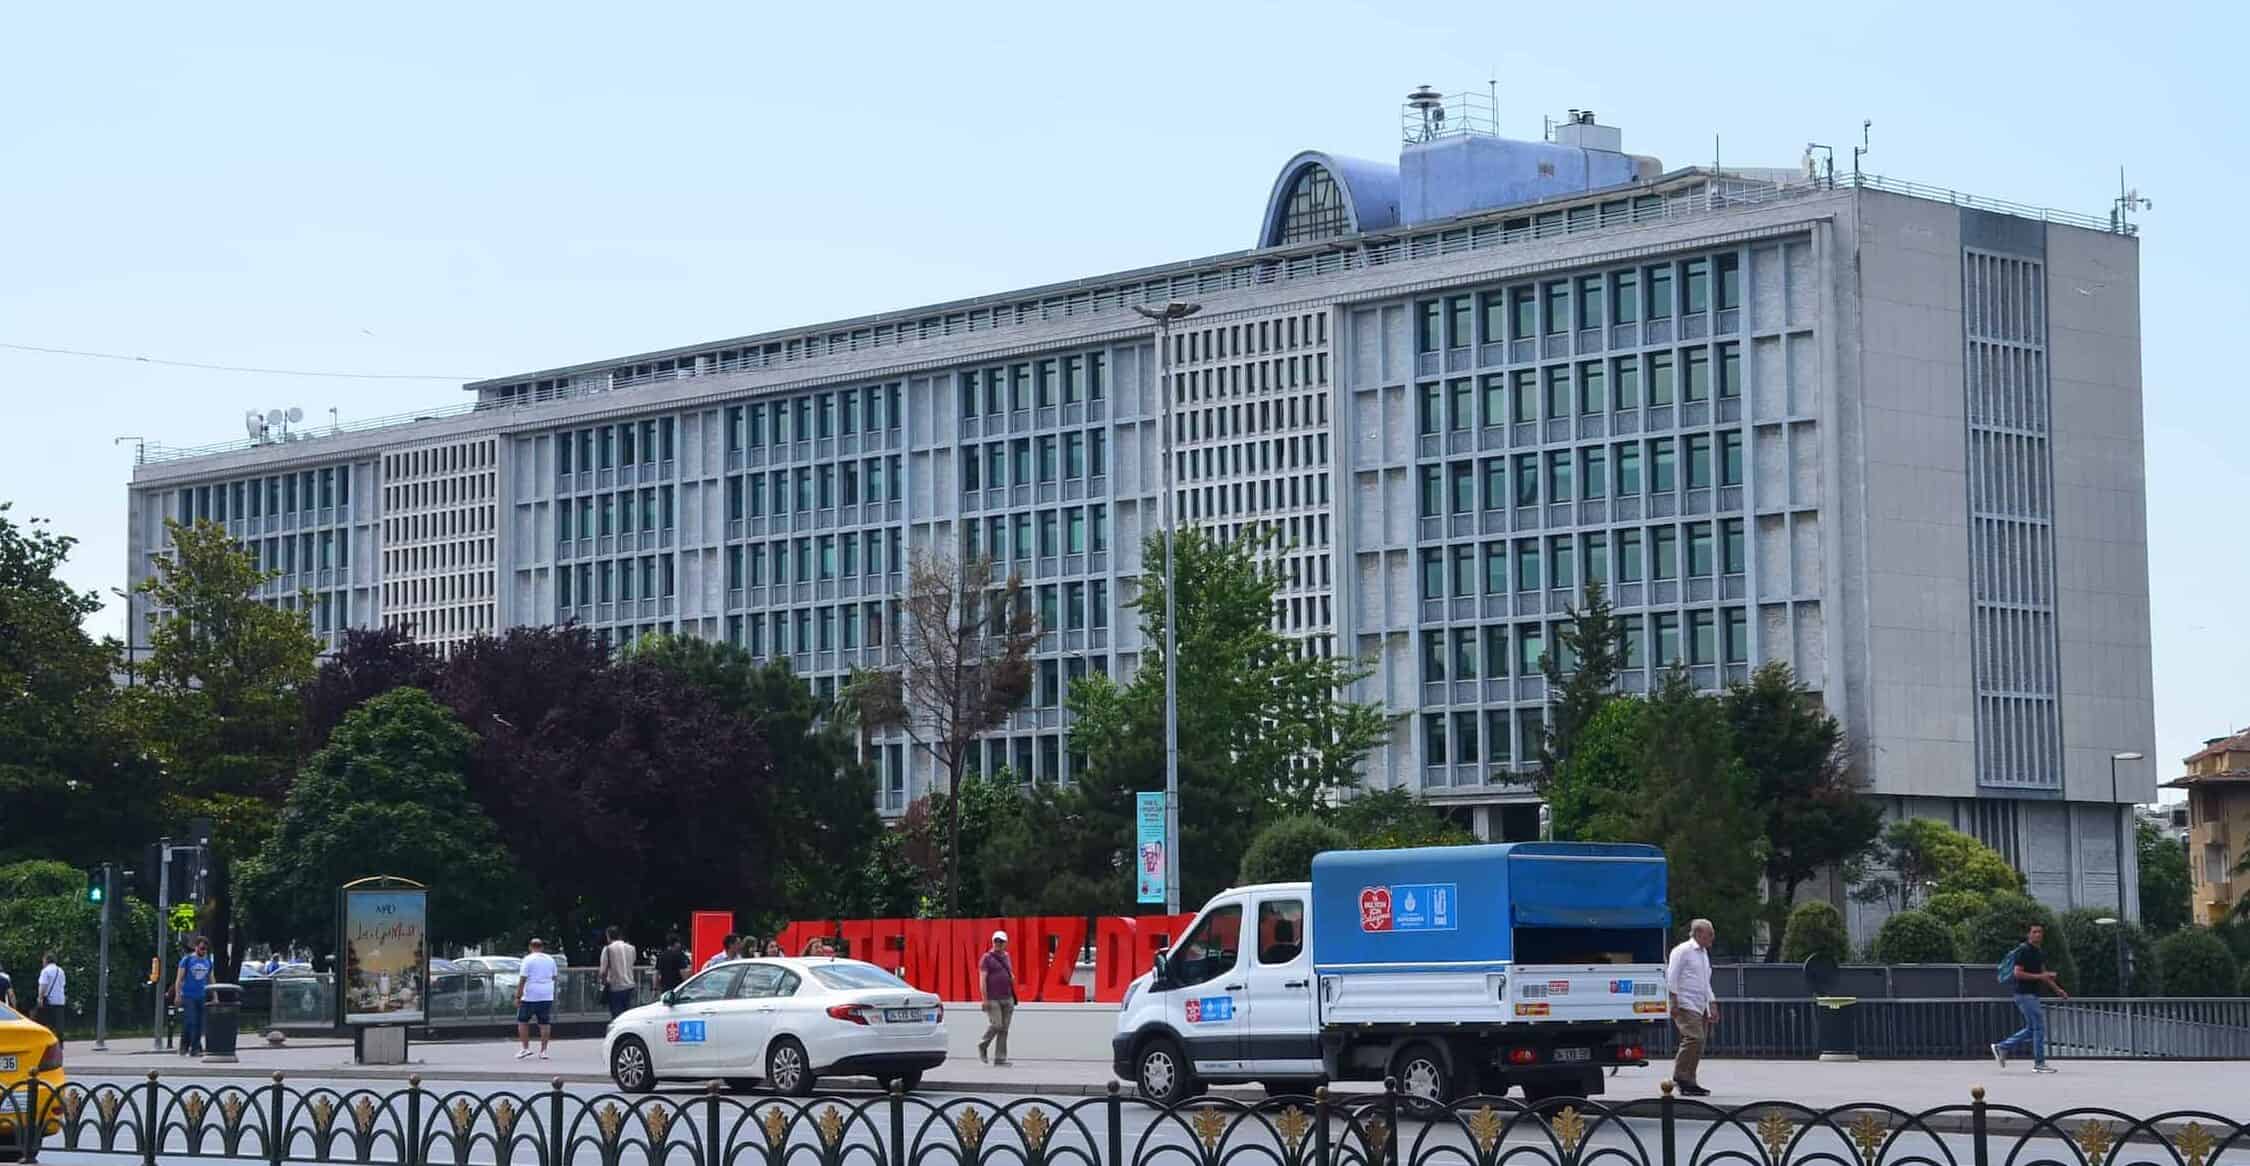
87;865;107;905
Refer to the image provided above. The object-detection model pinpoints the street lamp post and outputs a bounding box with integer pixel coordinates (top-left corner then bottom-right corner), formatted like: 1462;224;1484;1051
2111;751;2145;922
1134;300;1200;915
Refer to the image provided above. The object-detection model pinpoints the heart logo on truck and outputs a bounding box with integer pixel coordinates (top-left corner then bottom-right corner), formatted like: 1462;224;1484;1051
1359;886;1393;932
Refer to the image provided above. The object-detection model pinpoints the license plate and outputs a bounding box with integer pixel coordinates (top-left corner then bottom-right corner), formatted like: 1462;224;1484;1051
0;1055;14;1073
1553;1047;1591;1063
883;1008;924;1023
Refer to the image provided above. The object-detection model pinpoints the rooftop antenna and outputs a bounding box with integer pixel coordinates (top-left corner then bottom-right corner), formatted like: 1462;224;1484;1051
2111;167;2152;234
1852;119;1872;181
113;435;145;464
1407;84;1444;141
1805;142;1836;188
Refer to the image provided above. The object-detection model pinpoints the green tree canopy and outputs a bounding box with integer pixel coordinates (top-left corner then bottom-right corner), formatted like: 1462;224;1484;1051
1330;788;1475;850
2135;819;2192;935
1868;910;1959;963
1780;901;1850;964
0;860;156;1034
239;688;523;947
1636;668;1764;947
2153;929;2239;997
1537;581;1627;789
1961;892;2078;988
1727;663;1881;960
1240;816;1349;885
1545;697;1648;844
1851;819;2023;912
2058;908;2161;996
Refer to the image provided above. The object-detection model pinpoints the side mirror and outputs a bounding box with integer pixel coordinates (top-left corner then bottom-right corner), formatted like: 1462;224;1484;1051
1150;951;1172;988
660;990;678;1007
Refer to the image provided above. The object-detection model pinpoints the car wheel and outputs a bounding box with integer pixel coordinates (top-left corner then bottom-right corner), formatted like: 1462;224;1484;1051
1135;1036;1199;1106
610;1036;658;1094
767;1037;816;1097
1392;1041;1456;1106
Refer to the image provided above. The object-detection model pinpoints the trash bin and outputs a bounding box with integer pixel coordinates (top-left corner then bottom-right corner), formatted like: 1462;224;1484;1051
203;983;242;1062
1815;996;1858;1062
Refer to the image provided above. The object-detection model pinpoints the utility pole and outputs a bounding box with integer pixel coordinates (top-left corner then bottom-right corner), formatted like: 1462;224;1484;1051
94;863;114;1051
1133;300;1201;915
151;837;170;1051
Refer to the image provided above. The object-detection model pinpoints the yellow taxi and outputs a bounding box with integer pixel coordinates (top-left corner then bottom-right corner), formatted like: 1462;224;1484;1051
0;1003;64;1150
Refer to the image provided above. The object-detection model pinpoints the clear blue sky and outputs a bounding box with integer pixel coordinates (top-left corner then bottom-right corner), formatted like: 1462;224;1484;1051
2;1;2240;782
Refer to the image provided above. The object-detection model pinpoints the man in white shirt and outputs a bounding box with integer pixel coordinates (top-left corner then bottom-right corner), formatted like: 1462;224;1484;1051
514;938;559;1060
36;952;67;1045
1664;919;1717;1096
700;934;741;972
599;926;638;1019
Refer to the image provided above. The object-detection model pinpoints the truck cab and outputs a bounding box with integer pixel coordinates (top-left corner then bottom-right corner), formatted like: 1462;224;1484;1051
1114;842;1668;1105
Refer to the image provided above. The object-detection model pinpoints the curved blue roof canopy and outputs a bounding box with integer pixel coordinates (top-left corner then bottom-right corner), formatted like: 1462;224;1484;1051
1257;151;1400;248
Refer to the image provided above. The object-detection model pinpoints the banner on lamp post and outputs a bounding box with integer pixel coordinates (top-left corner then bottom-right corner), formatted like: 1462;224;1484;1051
1136;791;1167;905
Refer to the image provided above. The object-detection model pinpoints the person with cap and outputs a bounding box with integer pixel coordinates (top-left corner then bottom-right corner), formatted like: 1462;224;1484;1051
977;929;1016;1066
514;937;559;1060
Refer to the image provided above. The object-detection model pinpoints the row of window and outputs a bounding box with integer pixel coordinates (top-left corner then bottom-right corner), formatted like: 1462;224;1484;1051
1421;606;1753;686
1178;431;1329;483
958;353;1109;417
1182;473;1331;523
1170;355;1332;412
961;504;1112;563
1418;432;1746;516
385;504;494;545
248;530;352;577
557;416;679;475
385;570;494;611
726;528;906;589
731;601;895;656
383;470;494;516
1174;383;1332;442
724;457;905;522
1417;521;1749;600
1417;344;1744;435
557;555;679;607
1415;253;1742;353
960;430;1109;492
383;538;489;577
176;467;352;526
561;486;677;541
384;441;493;481
726;383;903;451
1170;312;1329;364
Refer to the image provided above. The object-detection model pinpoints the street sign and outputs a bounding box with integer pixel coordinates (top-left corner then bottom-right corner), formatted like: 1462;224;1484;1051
1136;792;1167;905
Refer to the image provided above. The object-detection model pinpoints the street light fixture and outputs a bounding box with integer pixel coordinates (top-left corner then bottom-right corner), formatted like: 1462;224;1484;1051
1133;300;1200;915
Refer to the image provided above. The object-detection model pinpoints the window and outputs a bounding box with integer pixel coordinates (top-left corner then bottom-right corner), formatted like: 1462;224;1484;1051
1453;545;1476;597
1579;361;1606;414
1514;453;1539;506
1257;899;1305;965
1582;447;1607;499
1716;253;1741;312
1480;292;1506;347
1613;270;1640;325
1449;379;1473;433
1037;359;1058;409
1277;165;1351;245
1067;507;1086;554
1518;624;1545;675
1512;370;1538;423
1544;367;1570;419
1420;383;1442;435
1585;533;1610;584
1578;275;1605;329
1550;535;1576;591
1622;615;1645;668
1722;518;1746;575
1650;438;1676;492
1420;466;1444;518
1618;529;1644;582
1649;353;1675;406
1481;375;1506;427
1448;296;1473;349
1484;625;1510;677
1690;610;1717;664
1687;521;1715;577
1421;549;1445;599
1616;442;1642;496
1544;281;1571;334
1515;540;1542;591
1646;264;1674;320
676;964;746;1003
1653;526;1678;580
1718;342;1741;399
1686;434;1713;489
1656;612;1681;665
1451;462;1475;514
1683;258;1710;315
1452;626;1478;680
1425;713;1448;765
1684;348;1711;403
1483;458;1507;510
1484;543;1508;594
1416;301;1443;354
1721;431;1744;486
1511;286;1537;340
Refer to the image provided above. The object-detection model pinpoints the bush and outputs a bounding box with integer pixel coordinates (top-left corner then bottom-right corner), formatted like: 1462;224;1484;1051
1924;890;1990;926
1781;901;1851;964
1870;910;1959;963
2057;908;2161;996
2153;930;2240;997
1239;816;1350;885
0;861;157;1036
1962;893;2077;989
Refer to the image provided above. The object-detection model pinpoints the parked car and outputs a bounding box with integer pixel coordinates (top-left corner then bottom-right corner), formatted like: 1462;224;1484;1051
604;958;944;1096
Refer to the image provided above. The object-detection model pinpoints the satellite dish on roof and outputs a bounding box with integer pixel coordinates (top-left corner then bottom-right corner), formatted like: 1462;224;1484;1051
1804;952;1840;994
285;406;304;423
266;408;287;426
244;410;267;439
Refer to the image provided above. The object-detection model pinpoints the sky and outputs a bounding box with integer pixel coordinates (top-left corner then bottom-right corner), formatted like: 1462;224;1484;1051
1;0;2242;784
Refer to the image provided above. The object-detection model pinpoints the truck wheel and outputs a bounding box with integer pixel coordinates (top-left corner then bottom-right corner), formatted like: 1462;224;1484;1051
1135;1037;1200;1106
1391;1042;1457;1105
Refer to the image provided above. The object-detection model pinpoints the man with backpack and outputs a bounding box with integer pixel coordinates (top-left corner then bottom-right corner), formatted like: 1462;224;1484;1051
1992;922;2068;1073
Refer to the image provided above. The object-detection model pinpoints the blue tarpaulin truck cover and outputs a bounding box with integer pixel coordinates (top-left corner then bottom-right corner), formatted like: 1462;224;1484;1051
1309;842;1668;973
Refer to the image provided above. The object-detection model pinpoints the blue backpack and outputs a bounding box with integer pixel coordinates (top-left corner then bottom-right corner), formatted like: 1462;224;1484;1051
1995;945;2019;984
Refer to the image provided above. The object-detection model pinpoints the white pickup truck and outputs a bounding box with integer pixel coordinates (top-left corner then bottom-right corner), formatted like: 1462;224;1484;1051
1112;842;1671;1104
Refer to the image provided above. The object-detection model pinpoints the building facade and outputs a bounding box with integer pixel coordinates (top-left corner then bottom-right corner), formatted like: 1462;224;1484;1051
125;95;2157;917
2165;730;2250;925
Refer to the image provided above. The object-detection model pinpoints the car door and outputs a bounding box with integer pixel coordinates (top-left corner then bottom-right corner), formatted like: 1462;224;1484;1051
655;963;744;1073
715;963;789;1073
1162;900;1249;1076
1243;891;1321;1078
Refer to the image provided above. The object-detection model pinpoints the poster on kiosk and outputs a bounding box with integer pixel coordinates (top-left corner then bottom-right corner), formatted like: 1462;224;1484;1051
338;876;430;1027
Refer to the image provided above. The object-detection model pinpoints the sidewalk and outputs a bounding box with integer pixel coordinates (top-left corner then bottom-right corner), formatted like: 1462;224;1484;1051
67;1034;2250;1117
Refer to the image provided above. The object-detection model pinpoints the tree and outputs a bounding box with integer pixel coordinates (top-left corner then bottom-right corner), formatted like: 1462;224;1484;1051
1961;892;2078;988
2058;908;2161;997
1780;901;1850;964
0;861;156;1035
300;625;439;751
1850;819;2022;913
1726;662;1882;960
240;688;522;947
1331;788;1475;850
2136;819;2192;935
627;637;885;923
1537;581;1627;790
976;782;1120;917
1635;667;1764;946
2152;930;2238;997
0;504;159;866
119;518;321;977
1240;816;1350;885
1868;910;1958;963
1544;698;1648;843
856;550;1037;915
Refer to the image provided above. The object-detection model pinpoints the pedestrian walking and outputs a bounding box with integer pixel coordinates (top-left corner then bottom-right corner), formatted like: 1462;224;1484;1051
514;937;559;1060
0;963;15;1009
172;937;215;1056
655;933;689;993
599;926;638;1019
1992;922;2068;1073
1665;918;1718;1097
35;951;66;1045
977;929;1016;1066
701;934;742;972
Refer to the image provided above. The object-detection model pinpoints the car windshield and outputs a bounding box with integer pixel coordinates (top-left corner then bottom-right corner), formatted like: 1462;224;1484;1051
808;963;909;991
0;1004;18;1022
486;958;522;972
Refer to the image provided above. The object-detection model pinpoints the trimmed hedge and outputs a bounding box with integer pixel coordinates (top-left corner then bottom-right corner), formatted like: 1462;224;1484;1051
1869;909;1959;964
1781;901;1851;964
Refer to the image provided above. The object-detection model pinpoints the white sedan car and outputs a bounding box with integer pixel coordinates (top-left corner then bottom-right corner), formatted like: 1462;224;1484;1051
604;957;946;1095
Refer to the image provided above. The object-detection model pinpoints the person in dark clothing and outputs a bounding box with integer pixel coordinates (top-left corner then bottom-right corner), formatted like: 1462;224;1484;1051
654;934;689;992
1992;923;2068;1073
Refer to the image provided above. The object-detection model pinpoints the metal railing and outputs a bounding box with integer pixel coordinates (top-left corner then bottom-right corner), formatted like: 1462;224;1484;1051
8;1074;2244;1166
133;170;2129;470
1640;997;2250;1060
267;967;651;1031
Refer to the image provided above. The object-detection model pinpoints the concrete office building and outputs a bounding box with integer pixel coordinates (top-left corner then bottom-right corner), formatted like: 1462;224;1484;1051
124;91;2156;919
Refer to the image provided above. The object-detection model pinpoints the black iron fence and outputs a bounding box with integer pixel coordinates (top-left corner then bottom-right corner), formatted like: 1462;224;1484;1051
6;1074;2247;1166
1641;998;2250;1060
